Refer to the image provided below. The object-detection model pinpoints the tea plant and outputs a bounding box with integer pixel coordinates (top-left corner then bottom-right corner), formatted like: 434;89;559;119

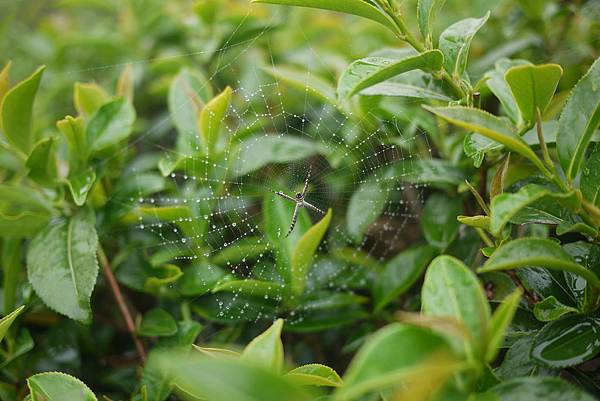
0;0;599;400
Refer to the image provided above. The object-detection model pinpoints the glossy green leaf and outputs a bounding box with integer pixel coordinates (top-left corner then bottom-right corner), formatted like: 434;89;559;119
337;324;453;399
0;66;45;155
66;168;96;207
27;372;96;401
199;86;232;157
581;143;600;206
479;377;596;401
417;0;447;46
505;63;563;124
26;137;57;186
138;308;178;337
337;50;443;99
252;0;397;34
424;106;546;173
557;57;600;180
285;364;342;387
241;319;284;372
490;184;576;236
485;58;529;124
291;209;332;295
479;238;600;287
494;337;553;380
0;185;53;238
439;13;489;78
212;279;285;298
0;305;25;343
232;135;318;177
421;193;463;249
168;68;213;154
374;245;438;311
486;289;522;362
74;82;109;116
532;315;600;368
26;208;99;322
533;296;578;322
422;255;490;356
86;98;135;153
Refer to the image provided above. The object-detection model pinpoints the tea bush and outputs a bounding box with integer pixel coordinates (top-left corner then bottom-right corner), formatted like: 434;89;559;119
0;0;600;400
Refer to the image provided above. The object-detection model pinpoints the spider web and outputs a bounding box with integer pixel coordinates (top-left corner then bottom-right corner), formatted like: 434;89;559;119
41;5;435;327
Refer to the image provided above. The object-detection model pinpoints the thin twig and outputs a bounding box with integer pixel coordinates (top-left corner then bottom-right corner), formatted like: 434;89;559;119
97;246;147;364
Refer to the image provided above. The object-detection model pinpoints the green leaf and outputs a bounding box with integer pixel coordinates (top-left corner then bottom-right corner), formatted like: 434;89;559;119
178;262;226;297
291;209;332;295
484;58;530;124
26;208;99;322
154;350;310;401
2;239;21;314
337;50;444;99
263;66;343;111
374;245;438;311
0;305;25;343
86;98;135;154
241;319;284;372
457;215;491;231
144;264;183;291
57;115;87;171
231;135;318;177
479;377;596;401
486;289;522;362
0;185;53;238
73;82;109;116
0;61;10;104
27;372;96;401
439;13;489;78
65;168;96;207
417;0;447;46
212;279;285;299
422;255;491;356
582;143;600;206
478;238;600;287
168;68;213;154
424;106;547;173
138;308;178;337
336;324;454;399
199;86;232;157
252;0;397;34
346;179;387;241
26;137;57;186
490;184;576;236
0;66;45;156
494;337;553;380
359;80;452;101
557;57;600;180
421;193;463;249
391;158;466;188
531;315;600;368
533;296;578;322
505;63;563;125
285;364;342;387
211;237;272;265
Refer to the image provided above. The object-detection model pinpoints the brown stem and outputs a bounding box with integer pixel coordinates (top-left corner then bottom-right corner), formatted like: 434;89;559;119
97;246;146;364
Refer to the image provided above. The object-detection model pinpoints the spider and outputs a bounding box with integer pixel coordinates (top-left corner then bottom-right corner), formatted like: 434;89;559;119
271;167;325;237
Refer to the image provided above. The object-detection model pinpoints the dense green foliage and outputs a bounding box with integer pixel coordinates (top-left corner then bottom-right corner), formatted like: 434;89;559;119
1;0;600;400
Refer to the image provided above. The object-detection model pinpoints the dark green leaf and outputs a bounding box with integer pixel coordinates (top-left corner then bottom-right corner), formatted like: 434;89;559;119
346;178;388;241
138;309;178;337
86;99;136;153
479;377;596;401
212;279;285;299
582;143;600;206
421;193;463;249
532;315;600;368
374;245;438;311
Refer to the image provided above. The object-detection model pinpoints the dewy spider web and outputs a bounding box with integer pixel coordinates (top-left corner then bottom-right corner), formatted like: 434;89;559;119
71;7;436;326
